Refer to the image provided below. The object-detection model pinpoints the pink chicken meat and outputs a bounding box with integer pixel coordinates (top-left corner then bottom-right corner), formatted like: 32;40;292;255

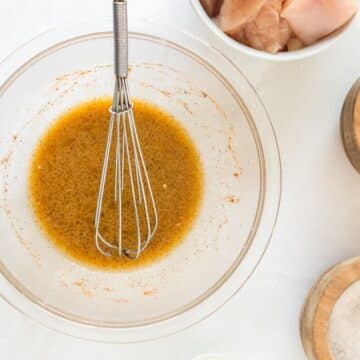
218;0;292;53
281;0;358;45
241;0;292;53
200;0;224;17
217;0;267;33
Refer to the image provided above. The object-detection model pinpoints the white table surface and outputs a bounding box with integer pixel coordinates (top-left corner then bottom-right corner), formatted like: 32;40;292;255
1;0;360;359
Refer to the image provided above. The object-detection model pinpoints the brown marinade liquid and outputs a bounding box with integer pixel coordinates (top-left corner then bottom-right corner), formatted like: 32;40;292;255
29;98;203;270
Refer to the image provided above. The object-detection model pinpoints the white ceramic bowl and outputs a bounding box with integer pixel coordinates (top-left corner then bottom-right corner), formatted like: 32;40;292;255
191;0;359;61
0;18;281;342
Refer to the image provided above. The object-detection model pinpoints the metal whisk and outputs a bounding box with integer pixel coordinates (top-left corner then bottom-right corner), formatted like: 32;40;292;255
95;0;158;259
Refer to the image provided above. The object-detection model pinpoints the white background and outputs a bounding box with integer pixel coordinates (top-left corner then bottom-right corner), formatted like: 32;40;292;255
1;0;360;359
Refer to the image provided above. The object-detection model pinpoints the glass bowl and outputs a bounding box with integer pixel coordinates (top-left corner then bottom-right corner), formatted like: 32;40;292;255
0;19;281;342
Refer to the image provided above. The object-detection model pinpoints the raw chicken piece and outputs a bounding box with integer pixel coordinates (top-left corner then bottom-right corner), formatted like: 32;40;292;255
286;37;304;51
281;0;358;45
200;0;224;17
231;0;292;53
279;19;293;48
217;0;267;33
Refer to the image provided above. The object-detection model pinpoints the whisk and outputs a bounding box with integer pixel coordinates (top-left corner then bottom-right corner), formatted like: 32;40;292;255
95;0;158;259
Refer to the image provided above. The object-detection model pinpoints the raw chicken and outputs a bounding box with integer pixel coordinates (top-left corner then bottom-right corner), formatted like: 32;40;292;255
286;37;304;51
279;19;293;48
281;0;358;45
217;0;267;33
200;0;224;17
229;0;292;53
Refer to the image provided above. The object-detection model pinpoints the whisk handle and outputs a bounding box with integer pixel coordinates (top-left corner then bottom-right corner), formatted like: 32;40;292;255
113;0;128;78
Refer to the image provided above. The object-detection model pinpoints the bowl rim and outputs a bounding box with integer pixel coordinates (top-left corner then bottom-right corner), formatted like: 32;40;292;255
190;0;358;62
0;18;282;342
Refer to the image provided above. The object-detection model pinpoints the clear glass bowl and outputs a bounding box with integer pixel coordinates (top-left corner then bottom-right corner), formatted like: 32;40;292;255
0;19;281;342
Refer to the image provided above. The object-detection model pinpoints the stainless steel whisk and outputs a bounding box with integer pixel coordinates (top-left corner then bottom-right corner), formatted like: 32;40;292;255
95;0;158;259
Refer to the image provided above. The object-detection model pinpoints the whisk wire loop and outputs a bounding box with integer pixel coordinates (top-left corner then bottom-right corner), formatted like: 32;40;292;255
95;77;158;259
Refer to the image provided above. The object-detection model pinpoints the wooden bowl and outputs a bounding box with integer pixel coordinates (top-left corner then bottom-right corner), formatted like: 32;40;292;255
300;257;360;360
341;78;360;174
